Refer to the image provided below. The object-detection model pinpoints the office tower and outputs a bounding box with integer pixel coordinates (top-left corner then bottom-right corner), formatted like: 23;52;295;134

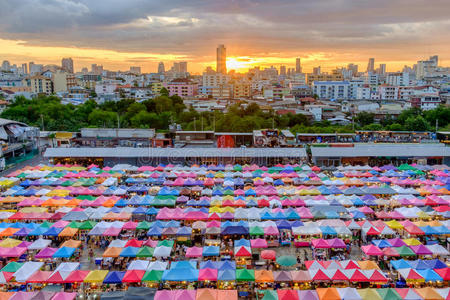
29;62;35;74
21;63;28;74
312;66;321;75
216;44;227;74
295;58;302;73
30;64;43;75
204;66;215;75
179;62;187;73
429;55;438;67
1;60;10;71
379;64;386;75
61;57;74;73
158;62;165;74
347;63;358;76
367;58;375;73
280;65;286;76
130;66;141;74
91;64;103;75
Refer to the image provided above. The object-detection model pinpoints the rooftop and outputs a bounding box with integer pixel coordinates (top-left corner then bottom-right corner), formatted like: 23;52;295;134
44;147;307;158
311;143;450;158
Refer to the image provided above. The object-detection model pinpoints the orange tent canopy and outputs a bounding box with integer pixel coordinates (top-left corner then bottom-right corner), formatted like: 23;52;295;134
60;239;82;248
316;288;340;300
102;247;122;258
0;228;19;237
196;289;218;300
255;270;274;283
58;227;78;237
357;260;380;270
217;290;237;300
414;287;444;300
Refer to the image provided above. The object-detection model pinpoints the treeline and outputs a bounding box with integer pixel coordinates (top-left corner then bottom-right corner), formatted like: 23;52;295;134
1;94;449;133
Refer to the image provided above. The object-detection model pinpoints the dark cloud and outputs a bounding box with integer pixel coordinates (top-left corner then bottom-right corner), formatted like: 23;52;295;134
0;0;448;62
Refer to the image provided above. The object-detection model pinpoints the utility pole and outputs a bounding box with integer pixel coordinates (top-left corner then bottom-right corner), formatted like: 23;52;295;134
436;119;438;132
194;117;196;131
40;114;44;131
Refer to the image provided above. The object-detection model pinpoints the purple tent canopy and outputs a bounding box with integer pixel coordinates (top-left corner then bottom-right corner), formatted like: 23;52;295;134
35;247;58;259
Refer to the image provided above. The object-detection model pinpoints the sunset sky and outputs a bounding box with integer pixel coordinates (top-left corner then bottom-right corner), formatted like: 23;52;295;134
1;0;449;74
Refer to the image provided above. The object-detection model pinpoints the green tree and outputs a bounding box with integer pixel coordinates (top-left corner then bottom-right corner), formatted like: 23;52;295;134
388;123;404;131
160;87;169;97
405;115;430;131
354;112;375;127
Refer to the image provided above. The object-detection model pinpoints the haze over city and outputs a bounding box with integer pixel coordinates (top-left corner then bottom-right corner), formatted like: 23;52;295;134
1;0;449;73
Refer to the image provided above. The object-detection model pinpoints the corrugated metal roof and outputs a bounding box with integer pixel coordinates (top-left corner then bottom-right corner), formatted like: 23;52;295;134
311;144;450;157
44;147;307;158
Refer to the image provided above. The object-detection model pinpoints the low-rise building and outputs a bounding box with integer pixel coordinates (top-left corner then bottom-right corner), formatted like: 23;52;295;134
23;75;53;94
312;81;350;100
164;79;198;97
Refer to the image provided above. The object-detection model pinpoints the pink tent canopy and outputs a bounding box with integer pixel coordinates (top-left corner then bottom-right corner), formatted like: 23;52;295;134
250;238;268;248
186;246;203;258
327;238;346;248
311;239;330;249
361;245;383;256
52;292;77;300
198;268;218;281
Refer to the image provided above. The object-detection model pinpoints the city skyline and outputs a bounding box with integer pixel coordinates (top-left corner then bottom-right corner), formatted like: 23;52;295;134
0;1;449;73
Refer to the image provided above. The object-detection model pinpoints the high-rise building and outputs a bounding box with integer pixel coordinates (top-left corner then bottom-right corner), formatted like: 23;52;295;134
21;63;28;74
179;62;187;73
216;44;227;74
295;58;302;73
367;58;375;73
91;64;103;75
280;65;286;76
30;64;43;75
347;63;358;76
1;60;10;71
61;57;74;73
378;64;386;75
429;55;438;66
29;62;35;74
158;62;165;74
130;66;141;74
172;62;188;73
312;66;321;75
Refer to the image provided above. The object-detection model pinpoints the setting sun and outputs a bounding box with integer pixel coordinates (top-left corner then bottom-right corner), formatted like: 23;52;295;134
226;57;257;72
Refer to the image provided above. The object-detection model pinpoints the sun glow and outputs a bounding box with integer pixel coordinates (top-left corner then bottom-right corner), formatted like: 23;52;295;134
226;57;257;72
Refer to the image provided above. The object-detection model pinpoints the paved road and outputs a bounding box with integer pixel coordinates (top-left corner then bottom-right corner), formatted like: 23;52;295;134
0;152;46;177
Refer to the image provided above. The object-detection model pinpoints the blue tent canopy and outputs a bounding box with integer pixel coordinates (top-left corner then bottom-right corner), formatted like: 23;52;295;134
162;268;199;282
219;261;236;270
234;239;250;247
120;247;139;257
53;247;75;258
200;261;219;269
221;226;248;235
203;246;220;257
147;227;162;236
391;259;411;270
371;239;392;248
319;226;337;235
44;227;63;236
103;271;125;284
417;269;442;282
29;227;48;236
171;261;197;269
218;269;236;281
425;259;447;269
409;259;432;270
